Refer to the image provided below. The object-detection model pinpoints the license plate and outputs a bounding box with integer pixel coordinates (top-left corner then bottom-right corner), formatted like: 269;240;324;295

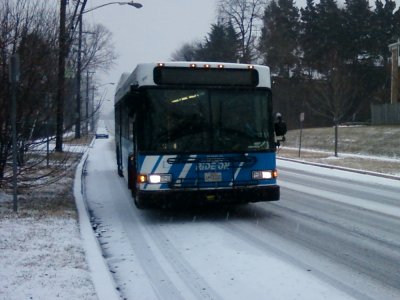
204;172;222;182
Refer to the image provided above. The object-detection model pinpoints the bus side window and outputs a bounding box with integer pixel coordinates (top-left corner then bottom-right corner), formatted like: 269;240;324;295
129;112;136;142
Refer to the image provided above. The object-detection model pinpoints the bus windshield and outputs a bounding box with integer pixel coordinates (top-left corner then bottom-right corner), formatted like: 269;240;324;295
139;88;274;153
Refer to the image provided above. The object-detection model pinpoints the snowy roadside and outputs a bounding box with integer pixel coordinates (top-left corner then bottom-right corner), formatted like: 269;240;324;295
0;215;97;299
0;144;103;300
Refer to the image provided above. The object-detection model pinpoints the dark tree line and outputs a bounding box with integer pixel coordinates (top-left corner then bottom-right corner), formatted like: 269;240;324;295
173;0;400;129
1;1;59;188
0;0;116;190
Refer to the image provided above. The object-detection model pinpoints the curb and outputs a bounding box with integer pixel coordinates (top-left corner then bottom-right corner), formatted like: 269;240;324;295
73;142;121;300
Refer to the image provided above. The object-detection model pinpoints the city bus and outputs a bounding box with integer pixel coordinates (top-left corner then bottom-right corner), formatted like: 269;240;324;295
114;62;286;209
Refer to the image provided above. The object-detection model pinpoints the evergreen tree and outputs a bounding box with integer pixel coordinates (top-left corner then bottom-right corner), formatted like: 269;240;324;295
371;0;396;63
171;42;201;61
313;0;345;72
259;0;300;78
343;0;373;62
299;0;319;75
196;23;239;62
393;3;400;40
368;0;397;105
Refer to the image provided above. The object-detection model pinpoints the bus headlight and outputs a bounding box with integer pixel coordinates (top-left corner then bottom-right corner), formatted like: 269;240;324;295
148;174;172;184
252;170;277;180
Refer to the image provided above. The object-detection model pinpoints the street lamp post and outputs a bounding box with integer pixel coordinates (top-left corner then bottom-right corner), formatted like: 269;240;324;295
83;1;142;13
75;12;83;139
9;53;20;212
85;70;91;134
55;0;68;152
72;1;142;139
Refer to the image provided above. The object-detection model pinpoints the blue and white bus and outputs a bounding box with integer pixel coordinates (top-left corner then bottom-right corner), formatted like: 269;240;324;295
115;62;286;209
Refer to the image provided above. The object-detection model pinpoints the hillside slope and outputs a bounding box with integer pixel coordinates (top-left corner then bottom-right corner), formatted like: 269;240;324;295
278;125;400;177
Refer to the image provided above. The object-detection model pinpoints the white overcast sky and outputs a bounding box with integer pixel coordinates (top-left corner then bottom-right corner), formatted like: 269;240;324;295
85;0;219;87
84;0;380;89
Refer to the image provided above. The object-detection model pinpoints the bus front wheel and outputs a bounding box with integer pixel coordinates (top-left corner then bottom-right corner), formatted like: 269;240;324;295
133;191;155;209
127;155;136;190
116;145;123;177
134;193;145;209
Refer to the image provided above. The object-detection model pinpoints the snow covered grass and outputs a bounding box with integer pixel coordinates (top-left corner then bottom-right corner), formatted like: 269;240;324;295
0;146;97;300
283;125;400;158
279;125;400;176
0;216;96;299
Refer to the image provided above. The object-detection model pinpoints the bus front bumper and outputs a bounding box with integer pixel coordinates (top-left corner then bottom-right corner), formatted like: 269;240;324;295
137;185;280;207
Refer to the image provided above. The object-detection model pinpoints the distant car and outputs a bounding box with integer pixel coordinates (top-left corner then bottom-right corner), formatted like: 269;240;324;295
95;128;109;139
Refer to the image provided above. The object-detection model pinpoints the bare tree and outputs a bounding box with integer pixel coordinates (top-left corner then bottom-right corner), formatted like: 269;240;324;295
80;23;117;72
2;1;52;178
0;1;79;190
71;22;117;134
0;0;116;192
217;0;265;63
306;57;359;156
171;41;201;61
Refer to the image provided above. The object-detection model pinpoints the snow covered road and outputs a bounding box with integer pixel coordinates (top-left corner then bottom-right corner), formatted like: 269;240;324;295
84;137;400;300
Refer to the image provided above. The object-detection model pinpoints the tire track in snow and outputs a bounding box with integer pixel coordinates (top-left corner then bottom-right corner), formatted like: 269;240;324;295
86;139;220;299
113;191;222;300
112;197;187;300
216;220;376;300
215;202;400;300
142;222;223;300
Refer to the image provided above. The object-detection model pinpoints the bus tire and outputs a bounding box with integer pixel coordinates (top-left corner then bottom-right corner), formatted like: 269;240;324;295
133;191;154;209
134;193;144;209
116;145;123;177
127;155;135;190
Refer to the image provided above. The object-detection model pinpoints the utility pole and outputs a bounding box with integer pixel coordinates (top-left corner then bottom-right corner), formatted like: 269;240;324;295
85;70;90;134
70;0;140;140
55;0;67;152
389;41;400;104
75;12;83;139
9;53;20;212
